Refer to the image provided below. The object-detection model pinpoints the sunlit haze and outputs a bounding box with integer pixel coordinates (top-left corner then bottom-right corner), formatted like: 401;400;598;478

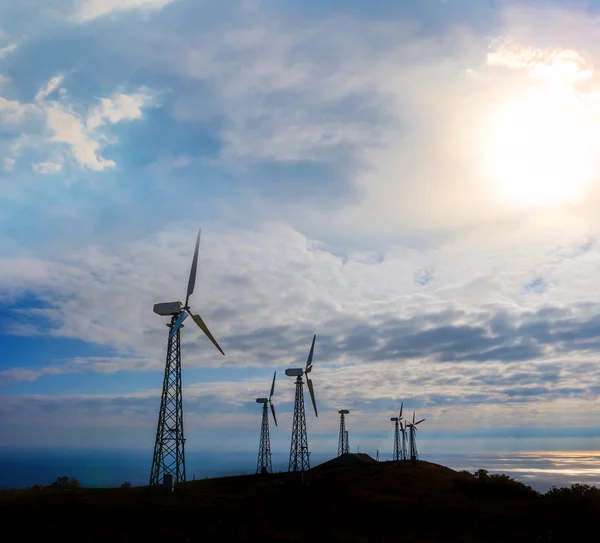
485;63;600;207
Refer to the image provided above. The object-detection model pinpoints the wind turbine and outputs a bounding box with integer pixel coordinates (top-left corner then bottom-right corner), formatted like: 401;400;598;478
337;410;350;456
406;410;425;461
400;419;408;461
390;402;403;463
149;229;225;489
286;334;318;472
256;371;277;474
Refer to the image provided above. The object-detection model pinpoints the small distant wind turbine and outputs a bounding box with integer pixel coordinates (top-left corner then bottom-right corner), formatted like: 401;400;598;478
149;229;225;490
256;371;277;474
406;411;425;461
399;419;408;461
338;410;350;456
286;334;318;472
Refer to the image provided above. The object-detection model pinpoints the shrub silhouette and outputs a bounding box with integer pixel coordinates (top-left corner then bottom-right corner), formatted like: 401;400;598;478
456;469;539;500
51;476;80;489
546;483;600;499
120;481;132;489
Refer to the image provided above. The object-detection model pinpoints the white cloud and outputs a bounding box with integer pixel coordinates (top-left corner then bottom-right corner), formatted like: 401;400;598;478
0;96;37;124
0;75;157;172
86;89;156;129
0;42;17;58
3;157;15;171
45;103;116;171
74;0;176;23
34;74;65;102
32;161;63;174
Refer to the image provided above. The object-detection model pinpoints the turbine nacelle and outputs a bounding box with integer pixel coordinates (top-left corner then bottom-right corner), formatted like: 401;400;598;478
390;417;399;422
285;368;304;377
256;398;268;404
153;301;183;316
339;409;350;415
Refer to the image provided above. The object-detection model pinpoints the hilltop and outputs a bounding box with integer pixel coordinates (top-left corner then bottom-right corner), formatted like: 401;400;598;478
1;459;599;542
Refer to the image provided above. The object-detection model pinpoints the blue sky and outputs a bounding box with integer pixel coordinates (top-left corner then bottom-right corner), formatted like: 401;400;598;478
3;0;600;457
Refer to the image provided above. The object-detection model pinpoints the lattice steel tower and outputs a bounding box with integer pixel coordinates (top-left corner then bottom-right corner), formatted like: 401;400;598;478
391;416;400;462
149;229;225;489
287;335;319;472
256;372;277;474
150;317;186;487
337;410;350;456
407;410;425;462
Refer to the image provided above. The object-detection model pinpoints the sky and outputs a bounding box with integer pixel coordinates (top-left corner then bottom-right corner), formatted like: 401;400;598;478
4;0;600;459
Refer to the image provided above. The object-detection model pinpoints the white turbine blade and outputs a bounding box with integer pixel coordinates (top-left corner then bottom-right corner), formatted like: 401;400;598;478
306;377;318;417
189;311;225;355
270;402;277;427
185;229;201;307
269;371;276;399
305;334;316;371
168;311;188;340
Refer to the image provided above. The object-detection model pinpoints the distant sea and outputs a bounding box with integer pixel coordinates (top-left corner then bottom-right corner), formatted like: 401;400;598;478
1;449;600;492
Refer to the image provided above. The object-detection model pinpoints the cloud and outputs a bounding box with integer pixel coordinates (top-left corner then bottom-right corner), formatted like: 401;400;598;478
0;96;38;124
1;75;157;172
44;102;117;171
487;37;595;85
3;221;600;387
125;4;600;242
0;356;158;385
32;161;63;174
0;43;17;58
86;89;157;129
73;0;176;23
34;74;65;102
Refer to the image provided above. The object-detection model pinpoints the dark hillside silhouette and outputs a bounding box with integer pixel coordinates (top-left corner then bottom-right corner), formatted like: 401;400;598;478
1;461;599;542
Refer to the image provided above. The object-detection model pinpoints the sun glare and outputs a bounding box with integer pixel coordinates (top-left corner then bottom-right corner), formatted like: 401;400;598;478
485;82;599;207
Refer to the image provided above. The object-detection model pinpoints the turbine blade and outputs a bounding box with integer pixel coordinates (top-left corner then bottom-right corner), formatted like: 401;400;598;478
270;402;277;427
399;401;403;419
306;377;318;417
185;229;201;307
415;419;425;425
305;334;316;371
189;311;225;355
270;371;276;399
168;311;188;340
413;411;415;424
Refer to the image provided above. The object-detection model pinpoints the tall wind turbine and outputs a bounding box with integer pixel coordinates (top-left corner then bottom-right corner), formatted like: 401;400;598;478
337;410;350;456
256;371;277;475
286;334;318;472
390;402;403;462
149;229;225;489
406;411;425;461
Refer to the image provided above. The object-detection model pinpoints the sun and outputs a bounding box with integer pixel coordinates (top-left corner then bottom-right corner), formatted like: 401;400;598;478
484;82;599;207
